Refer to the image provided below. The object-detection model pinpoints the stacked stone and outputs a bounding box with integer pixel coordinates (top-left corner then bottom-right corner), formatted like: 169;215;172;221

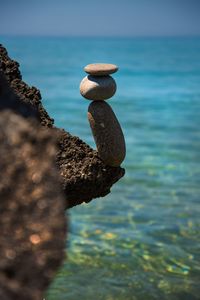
80;63;126;167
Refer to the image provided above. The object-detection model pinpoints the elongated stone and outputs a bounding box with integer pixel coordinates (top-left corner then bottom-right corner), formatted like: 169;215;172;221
88;101;126;167
80;75;116;101
84;63;118;76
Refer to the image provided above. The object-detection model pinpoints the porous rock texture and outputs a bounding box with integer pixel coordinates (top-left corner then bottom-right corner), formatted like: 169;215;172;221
0;44;125;208
0;110;66;300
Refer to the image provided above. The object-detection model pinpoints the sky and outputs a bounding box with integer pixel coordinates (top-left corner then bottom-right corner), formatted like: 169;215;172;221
0;0;200;37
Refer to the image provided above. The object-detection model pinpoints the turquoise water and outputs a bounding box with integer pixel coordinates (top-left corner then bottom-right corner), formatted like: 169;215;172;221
1;36;200;300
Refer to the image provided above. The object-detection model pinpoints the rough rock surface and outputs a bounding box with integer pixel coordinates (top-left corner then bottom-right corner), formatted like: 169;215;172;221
0;44;125;208
0;71;38;119
0;46;53;127
0;110;66;300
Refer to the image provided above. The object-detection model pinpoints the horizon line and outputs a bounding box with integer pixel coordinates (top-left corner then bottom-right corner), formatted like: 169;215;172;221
1;33;200;39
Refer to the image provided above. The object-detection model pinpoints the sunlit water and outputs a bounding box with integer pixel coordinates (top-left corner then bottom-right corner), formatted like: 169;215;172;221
1;36;200;300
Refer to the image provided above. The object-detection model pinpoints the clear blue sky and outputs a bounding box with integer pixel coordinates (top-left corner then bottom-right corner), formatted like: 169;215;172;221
0;0;200;37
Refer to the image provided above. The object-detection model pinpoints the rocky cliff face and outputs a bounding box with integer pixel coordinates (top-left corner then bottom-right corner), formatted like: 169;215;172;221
0;44;125;208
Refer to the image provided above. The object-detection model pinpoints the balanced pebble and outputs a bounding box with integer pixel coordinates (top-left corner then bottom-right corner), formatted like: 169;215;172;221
84;63;118;76
80;75;116;101
88;101;126;167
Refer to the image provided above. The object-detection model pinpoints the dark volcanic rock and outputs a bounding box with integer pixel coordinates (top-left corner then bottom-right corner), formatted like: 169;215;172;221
0;71;38;119
0;44;125;208
0;45;53;127
0;111;66;300
57;130;125;208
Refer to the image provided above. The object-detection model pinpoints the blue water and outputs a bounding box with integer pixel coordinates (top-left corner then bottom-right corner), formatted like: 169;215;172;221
1;36;200;300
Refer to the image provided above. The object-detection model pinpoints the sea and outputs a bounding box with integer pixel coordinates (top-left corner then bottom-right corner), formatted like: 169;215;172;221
1;36;200;300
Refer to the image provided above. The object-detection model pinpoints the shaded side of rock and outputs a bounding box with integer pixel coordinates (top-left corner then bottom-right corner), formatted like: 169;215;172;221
0;71;38;119
0;44;54;127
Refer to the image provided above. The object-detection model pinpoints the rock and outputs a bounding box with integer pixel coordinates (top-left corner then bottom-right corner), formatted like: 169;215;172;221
84;63;118;76
56;129;125;207
0;110;66;300
0;45;53;127
88;101;126;167
80;75;116;101
0;44;125;208
0;71;39;119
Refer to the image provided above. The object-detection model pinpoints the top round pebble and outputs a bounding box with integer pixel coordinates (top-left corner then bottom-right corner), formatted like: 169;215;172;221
84;63;118;76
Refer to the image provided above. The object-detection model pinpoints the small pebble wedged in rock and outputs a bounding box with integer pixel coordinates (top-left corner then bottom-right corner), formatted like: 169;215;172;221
80;75;116;101
84;63;118;76
88;101;126;167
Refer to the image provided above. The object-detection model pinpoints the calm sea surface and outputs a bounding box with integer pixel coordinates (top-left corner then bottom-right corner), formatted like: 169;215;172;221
1;36;200;300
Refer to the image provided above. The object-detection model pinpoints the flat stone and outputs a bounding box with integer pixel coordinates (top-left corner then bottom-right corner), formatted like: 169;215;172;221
84;63;118;76
88;101;126;167
80;75;116;101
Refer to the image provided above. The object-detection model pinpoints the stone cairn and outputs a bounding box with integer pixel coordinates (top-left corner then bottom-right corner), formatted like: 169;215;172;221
80;63;126;167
